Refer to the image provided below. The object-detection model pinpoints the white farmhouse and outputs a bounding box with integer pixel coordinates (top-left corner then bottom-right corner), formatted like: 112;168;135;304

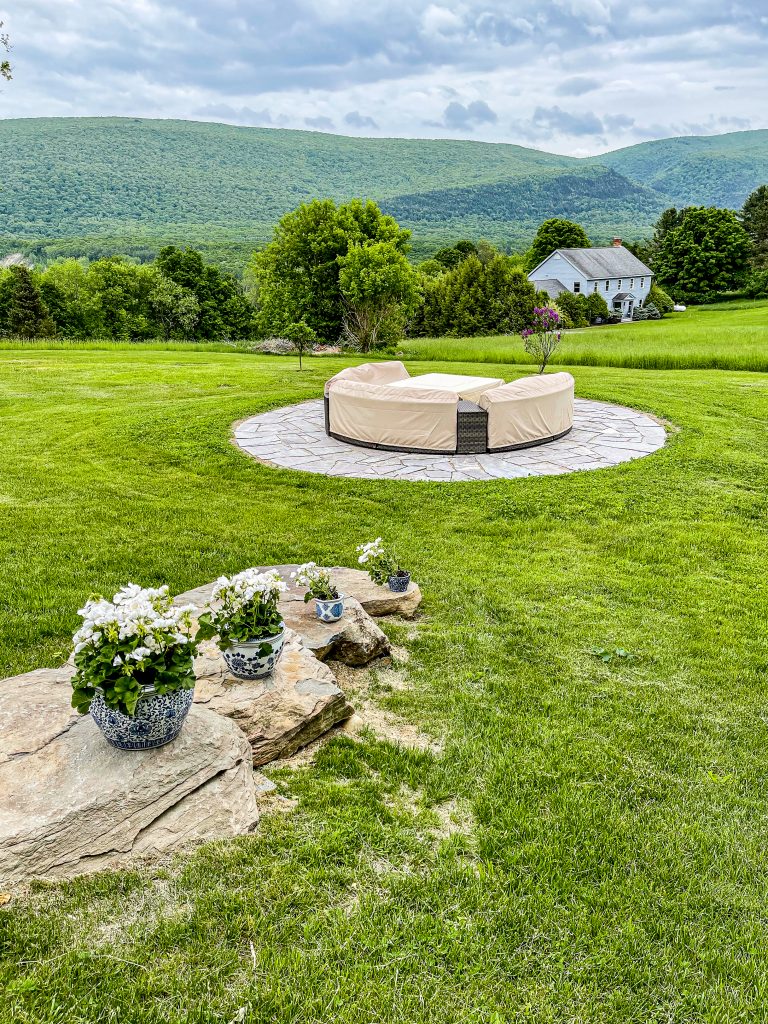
527;238;654;320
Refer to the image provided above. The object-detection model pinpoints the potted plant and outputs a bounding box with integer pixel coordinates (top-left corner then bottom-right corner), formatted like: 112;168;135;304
356;537;411;593
70;583;198;751
292;562;346;622
196;568;287;680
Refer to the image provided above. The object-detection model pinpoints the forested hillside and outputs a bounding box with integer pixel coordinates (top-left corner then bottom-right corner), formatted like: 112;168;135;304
0;118;766;269
596;130;768;208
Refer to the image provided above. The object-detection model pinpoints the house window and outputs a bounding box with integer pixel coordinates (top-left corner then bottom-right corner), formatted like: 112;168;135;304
617;279;623;288
573;281;581;293
640;277;645;287
593;281;598;293
605;280;610;291
630;278;635;288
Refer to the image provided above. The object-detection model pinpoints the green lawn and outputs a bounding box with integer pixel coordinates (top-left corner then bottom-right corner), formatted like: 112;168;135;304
401;299;768;371
3;349;768;1022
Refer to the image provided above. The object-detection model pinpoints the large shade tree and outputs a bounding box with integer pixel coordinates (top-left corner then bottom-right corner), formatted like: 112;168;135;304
250;199;410;341
338;240;420;352
655;206;751;302
525;218;591;271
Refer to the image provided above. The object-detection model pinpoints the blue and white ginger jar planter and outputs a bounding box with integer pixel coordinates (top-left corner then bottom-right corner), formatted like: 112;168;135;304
387;572;411;593
314;595;346;623
90;686;194;751
223;629;286;680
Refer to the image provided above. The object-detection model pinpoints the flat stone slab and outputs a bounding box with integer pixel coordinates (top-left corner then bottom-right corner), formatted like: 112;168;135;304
193;630;353;765
234;397;667;481
0;668;259;884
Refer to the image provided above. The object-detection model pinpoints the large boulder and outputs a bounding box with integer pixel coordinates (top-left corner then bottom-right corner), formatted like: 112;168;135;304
280;596;389;666
0;668;259;884
193;630;353;765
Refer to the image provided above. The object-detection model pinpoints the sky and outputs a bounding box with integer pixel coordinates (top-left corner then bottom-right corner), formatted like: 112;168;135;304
1;0;766;156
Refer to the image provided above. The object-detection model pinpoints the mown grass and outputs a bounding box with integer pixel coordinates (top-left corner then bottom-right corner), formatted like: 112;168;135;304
401;299;768;371
2;349;768;1022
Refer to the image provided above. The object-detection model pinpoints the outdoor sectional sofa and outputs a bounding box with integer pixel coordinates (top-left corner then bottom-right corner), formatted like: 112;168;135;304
324;361;574;455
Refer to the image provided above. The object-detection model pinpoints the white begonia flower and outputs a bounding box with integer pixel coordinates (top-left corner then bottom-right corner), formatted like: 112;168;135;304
113;654;123;666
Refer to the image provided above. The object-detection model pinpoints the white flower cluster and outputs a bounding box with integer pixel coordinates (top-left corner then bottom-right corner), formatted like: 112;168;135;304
211;568;287;611
357;538;383;565
72;583;196;659
291;562;320;588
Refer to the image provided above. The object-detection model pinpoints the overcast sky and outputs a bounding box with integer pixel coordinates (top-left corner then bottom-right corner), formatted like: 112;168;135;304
1;1;765;156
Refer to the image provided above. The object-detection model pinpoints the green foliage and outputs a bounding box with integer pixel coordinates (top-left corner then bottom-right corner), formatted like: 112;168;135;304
0;250;252;341
525;218;591;271
742;184;768;267
743;267;768;298
251;199;410;342
432;240;479;268
414;254;537;337
338;240;420;352
553;291;589;328
648;283;674;314
655;206;752;301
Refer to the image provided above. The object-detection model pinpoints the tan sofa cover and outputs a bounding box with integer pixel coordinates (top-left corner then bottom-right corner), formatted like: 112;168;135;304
479;372;574;449
327;379;459;452
324;360;409;397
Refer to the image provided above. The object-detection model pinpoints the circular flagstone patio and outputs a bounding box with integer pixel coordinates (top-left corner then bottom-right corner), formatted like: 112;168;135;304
234;398;667;482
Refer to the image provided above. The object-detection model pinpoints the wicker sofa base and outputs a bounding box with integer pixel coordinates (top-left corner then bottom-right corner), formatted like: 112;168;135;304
324;395;570;456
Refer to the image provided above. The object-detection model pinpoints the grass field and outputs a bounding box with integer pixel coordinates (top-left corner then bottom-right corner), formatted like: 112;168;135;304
3;348;768;1022
402;299;768;371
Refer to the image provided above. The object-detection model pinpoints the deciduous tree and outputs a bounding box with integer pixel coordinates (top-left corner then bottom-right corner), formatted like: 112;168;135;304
655;207;751;301
250;199;410;341
338;241;420;352
742;185;768;268
526;219;590;271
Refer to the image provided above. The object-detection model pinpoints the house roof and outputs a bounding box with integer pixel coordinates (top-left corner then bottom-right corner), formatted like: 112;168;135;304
533;278;568;298
555;246;653;280
528;245;653;281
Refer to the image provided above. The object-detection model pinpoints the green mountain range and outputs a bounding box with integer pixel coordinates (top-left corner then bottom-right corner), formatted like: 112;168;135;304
0;117;766;268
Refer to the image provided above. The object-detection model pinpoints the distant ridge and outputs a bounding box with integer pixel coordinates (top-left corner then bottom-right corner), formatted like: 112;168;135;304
0;117;765;267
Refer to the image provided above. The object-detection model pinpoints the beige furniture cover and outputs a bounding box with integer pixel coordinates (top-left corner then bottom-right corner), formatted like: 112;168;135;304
479;372;574;449
324;360;409;397
327;379;460;452
390;372;504;404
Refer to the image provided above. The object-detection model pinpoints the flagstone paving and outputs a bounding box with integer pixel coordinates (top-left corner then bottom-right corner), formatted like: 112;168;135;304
234;399;667;482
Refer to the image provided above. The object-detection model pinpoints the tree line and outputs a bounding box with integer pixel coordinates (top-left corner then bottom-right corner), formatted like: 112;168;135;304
1;186;766;345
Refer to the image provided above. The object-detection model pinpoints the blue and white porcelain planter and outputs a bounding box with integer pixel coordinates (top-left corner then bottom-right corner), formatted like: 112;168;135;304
314;594;346;623
222;629;285;680
90;685;194;751
387;572;411;593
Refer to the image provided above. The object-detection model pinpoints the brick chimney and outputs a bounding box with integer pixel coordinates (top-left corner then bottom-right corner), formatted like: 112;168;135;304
612;237;622;247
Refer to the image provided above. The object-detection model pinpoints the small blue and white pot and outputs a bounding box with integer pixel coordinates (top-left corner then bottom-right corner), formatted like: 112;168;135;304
387;572;411;593
222;629;285;680
315;594;346;623
90;685;194;751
